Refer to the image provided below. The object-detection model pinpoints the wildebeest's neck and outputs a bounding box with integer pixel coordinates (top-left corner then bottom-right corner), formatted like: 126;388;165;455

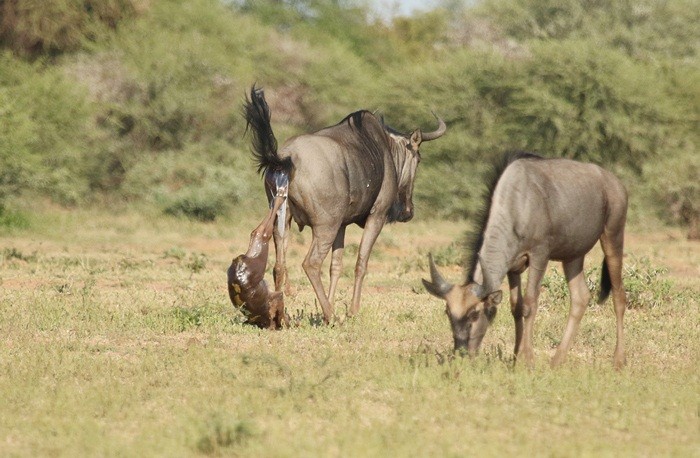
465;151;542;291
477;212;522;295
386;134;416;223
389;135;411;184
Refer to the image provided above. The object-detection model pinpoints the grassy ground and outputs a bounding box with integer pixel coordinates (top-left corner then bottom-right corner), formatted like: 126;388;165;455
1;209;698;456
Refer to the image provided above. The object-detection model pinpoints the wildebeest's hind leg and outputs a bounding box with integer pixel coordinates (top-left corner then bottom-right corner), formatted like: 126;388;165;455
272;203;292;295
551;257;591;367
599;231;627;369
507;272;524;358
302;224;341;324
348;215;386;317
328;226;346;306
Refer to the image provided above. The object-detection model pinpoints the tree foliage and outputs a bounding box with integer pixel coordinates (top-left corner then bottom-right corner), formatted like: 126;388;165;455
0;0;142;56
0;0;697;227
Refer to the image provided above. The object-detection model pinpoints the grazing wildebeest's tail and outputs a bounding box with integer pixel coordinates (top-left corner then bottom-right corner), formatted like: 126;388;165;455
244;85;292;176
598;257;612;304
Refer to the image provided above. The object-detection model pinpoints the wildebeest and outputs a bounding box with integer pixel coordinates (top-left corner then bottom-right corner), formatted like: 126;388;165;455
244;85;446;324
422;152;628;368
227;193;289;329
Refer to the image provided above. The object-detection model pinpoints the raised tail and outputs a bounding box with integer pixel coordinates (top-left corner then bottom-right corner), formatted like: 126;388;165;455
598;257;612;304
243;85;291;175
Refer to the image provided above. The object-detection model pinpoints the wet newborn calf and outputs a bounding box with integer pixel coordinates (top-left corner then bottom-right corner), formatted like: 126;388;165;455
227;195;288;329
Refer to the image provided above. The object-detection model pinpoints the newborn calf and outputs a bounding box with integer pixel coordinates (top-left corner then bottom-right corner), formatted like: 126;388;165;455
228;195;288;329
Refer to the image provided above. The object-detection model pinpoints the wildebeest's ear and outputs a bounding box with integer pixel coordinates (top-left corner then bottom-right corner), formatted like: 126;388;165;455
410;129;422;147
422;279;446;298
484;290;501;321
485;290;503;307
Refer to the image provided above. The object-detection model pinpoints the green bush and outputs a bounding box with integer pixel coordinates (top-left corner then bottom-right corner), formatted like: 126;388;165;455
623;256;673;309
121;143;251;221
505;40;678;169
0;51;95;205
0;204;30;230
539;256;674;310
0;0;141;56
0;0;696;228
642;149;700;238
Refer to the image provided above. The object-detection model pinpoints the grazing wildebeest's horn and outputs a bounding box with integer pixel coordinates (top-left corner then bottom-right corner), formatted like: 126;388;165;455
421;114;447;141
423;253;453;297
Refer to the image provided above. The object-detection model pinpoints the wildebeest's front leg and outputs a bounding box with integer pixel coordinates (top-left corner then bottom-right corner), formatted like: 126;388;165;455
302;224;341;324
349;215;386;317
551;257;590;367
507;272;524;357
328;225;346;306
520;258;548;367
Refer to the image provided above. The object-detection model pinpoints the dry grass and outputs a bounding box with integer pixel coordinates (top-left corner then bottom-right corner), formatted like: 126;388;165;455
0;208;698;456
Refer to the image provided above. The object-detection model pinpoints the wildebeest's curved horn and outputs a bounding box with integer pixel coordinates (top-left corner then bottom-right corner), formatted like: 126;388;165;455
421;114;447;141
425;253;453;296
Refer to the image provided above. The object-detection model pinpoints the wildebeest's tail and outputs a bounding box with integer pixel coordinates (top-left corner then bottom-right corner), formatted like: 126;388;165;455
244;85;291;175
598;257;612;304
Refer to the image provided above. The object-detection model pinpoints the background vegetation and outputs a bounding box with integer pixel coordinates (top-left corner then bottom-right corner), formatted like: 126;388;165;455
0;0;698;233
1;2;698;455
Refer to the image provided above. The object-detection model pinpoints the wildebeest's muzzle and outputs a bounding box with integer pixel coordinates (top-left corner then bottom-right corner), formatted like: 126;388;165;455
397;208;414;222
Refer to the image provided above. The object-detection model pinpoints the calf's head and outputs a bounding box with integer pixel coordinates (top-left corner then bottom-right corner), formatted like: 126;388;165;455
422;254;502;353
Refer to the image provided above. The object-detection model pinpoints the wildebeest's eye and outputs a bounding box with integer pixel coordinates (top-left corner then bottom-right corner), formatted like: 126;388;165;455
467;310;480;322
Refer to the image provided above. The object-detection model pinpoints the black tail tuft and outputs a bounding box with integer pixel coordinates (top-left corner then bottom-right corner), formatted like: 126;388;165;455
598;257;612;304
243;85;291;175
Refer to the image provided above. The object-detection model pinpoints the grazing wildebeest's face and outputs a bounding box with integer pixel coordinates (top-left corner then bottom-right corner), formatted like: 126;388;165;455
422;255;501;353
444;285;501;354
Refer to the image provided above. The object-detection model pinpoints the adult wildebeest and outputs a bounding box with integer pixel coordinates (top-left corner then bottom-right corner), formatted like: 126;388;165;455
244;85;446;324
423;152;628;368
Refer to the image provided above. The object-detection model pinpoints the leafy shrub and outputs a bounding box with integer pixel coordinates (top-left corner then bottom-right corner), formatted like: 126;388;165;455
431;241;463;267
623;256;673;309
196;415;254;455
0;205;30;230
0;0;142;56
0;0;696;228
507;40;678;169
171;306;204;331
160;181;238;222
643;150;700;239
540;256;673;309
0;51;95;205
121;144;251;221
478;0;700;59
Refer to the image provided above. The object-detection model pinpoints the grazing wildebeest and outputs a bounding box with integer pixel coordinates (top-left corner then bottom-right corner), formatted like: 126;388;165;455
227;192;289;329
422;151;628;368
244;85;446;324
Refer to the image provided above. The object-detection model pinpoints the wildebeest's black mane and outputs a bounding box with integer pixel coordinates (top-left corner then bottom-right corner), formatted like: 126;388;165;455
464;151;543;284
322;109;388;168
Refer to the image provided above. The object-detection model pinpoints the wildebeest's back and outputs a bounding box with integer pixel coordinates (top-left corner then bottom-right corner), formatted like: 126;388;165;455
278;111;390;228
498;158;626;261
